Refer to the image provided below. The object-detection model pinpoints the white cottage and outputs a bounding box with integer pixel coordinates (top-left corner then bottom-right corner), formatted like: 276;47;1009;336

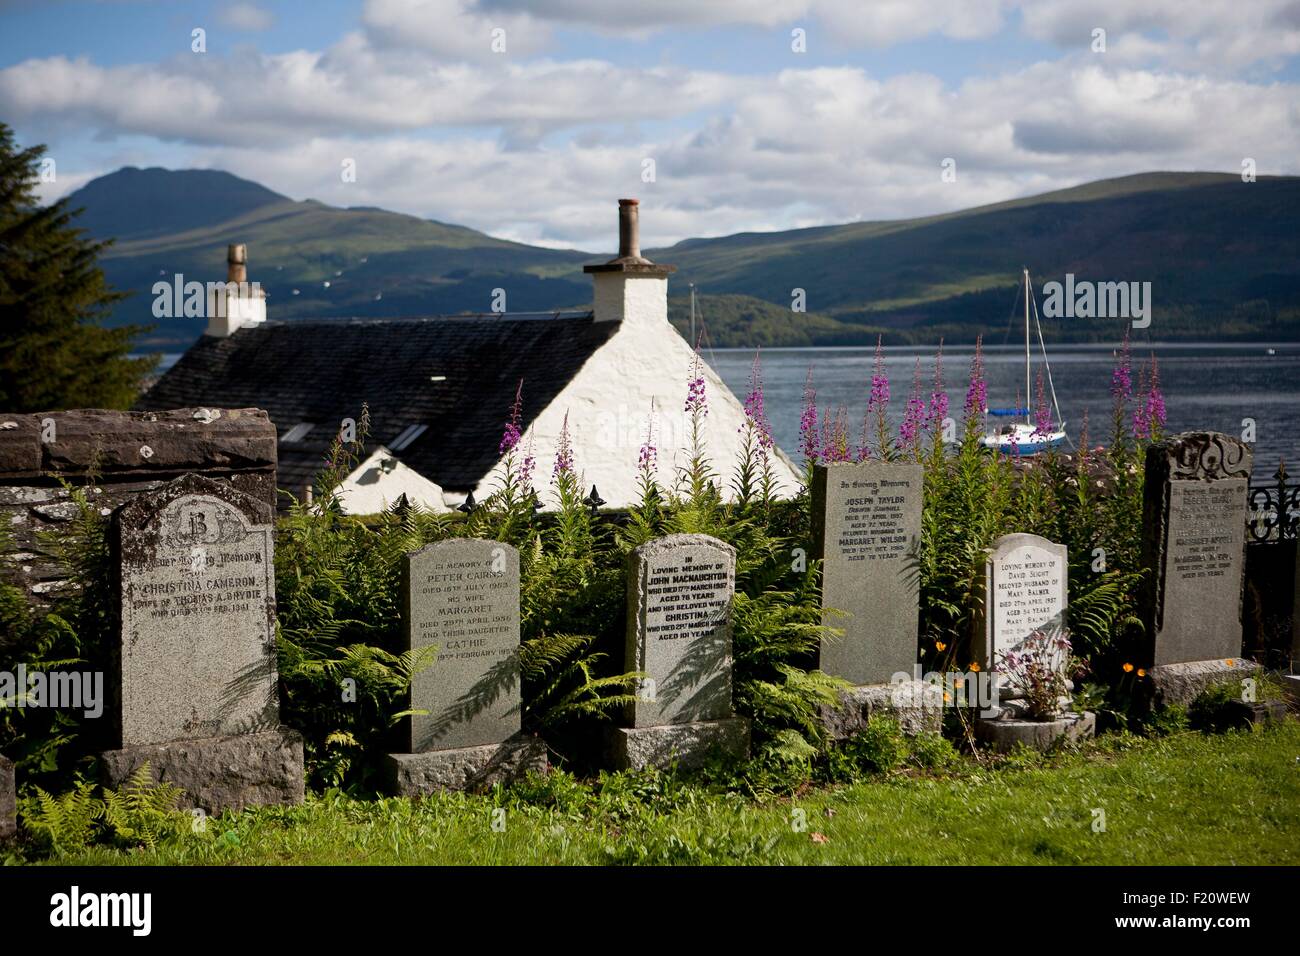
140;200;799;512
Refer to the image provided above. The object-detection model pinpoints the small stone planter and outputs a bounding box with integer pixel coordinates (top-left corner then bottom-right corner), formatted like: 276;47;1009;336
975;711;1096;753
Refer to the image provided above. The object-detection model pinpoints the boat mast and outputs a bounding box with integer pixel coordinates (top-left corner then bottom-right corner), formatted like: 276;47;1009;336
1023;267;1031;426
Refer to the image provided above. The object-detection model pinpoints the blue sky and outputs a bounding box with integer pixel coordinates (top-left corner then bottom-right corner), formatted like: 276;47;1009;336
2;0;1298;249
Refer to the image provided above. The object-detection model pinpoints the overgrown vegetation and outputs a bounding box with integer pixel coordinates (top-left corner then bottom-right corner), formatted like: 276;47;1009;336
0;334;1289;863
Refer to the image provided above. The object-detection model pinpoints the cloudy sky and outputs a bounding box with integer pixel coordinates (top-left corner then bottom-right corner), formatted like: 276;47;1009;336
2;0;1298;249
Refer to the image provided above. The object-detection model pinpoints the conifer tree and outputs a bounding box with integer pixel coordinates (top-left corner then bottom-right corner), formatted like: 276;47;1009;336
0;123;155;411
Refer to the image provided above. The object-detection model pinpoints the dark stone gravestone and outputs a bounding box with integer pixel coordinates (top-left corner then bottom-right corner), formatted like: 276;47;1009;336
1141;432;1258;706
99;474;304;812
385;539;546;793
607;534;749;769
811;462;940;738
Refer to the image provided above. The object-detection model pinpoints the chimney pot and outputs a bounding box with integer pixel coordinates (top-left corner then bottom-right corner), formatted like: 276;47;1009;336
617;199;640;261
227;243;247;283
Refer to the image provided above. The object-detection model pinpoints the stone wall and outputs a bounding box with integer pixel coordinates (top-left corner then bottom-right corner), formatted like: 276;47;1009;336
0;408;276;613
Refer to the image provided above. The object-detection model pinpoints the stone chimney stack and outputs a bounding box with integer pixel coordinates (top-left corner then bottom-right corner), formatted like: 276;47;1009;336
585;199;675;325
227;243;248;283
206;243;267;338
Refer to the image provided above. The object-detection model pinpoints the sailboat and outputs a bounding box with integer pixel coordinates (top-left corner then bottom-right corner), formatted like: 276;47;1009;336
982;268;1067;455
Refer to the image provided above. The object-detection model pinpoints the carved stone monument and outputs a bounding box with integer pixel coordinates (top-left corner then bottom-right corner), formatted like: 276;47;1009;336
811;462;940;738
1141;431;1258;706
385;539;546;793
972;532;1094;751
99;474;303;812
975;532;1069;674
607;534;749;770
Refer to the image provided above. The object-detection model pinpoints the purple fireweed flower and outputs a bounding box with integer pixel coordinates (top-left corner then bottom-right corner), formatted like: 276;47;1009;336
1147;356;1167;431
868;336;890;412
741;353;775;452
638;400;658;474
685;351;708;417
799;366;820;463
499;379;524;456
552;413;574;480
1033;369;1053;438
1132;362;1151;439
899;359;926;450
964;336;987;418
520;435;536;487
1111;333;1132;404
821;406;852;462
928;340;948;433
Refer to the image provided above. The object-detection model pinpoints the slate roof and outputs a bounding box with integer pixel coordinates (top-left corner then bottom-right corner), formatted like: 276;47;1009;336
137;312;614;499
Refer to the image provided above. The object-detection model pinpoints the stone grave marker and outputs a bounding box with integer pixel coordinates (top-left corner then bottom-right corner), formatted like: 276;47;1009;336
811;461;923;685
1141;431;1257;705
976;532;1070;674
608;534;749;769
973;532;1093;751
100;473;303;811
386;539;546;793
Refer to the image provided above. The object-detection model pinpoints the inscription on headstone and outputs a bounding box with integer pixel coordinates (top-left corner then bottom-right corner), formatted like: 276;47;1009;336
404;539;520;751
115;474;277;746
627;534;735;727
812;461;922;685
978;533;1068;673
1143;432;1252;665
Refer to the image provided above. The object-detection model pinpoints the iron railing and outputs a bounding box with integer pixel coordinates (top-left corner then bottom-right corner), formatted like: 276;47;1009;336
1247;461;1299;543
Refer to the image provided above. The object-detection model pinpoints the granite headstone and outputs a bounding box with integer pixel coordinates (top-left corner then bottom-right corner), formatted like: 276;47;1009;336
405;538;521;751
100;473;303;811
976;532;1069;673
387;539;546;793
610;534;749;768
1142;432;1252;666
811;461;923;685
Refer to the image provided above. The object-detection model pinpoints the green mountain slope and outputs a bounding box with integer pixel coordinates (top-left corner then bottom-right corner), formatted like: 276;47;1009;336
70;168;1300;349
71;168;592;347
653;172;1300;343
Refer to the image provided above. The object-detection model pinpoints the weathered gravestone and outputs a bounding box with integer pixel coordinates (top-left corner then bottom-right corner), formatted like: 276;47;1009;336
385;539;546;794
811;461;939;737
0;754;14;843
1141;431;1258;706
975;532;1069;673
607;534;749;770
99;473;304;811
972;532;1093;751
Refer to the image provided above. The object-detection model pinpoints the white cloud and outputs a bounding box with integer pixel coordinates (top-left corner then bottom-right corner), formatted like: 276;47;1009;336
218;2;274;32
1016;0;1300;72
4;2;1296;250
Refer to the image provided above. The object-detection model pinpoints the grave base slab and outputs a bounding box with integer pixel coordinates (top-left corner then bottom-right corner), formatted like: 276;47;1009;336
819;681;944;741
606;717;750;771
0;754;15;842
100;727;304;813
1226;698;1290;727
386;733;548;795
1148;658;1259;709
974;711;1096;753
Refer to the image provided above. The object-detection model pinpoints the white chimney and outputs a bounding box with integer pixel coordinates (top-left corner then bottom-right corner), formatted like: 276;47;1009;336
206;243;267;337
584;199;675;325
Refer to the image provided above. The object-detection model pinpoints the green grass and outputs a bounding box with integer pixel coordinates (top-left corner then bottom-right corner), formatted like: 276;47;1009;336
15;721;1299;866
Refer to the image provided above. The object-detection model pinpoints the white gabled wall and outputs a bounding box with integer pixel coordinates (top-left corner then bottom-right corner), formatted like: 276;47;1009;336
340;447;449;515
470;273;801;510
